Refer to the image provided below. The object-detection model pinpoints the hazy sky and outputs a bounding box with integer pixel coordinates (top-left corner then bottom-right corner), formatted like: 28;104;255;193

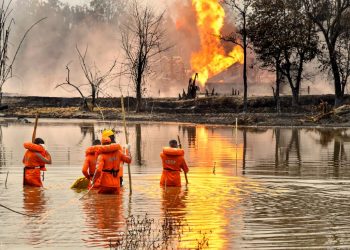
61;0;170;8
61;0;86;5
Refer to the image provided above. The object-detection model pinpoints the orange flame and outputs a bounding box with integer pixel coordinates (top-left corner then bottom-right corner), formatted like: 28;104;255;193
191;0;244;86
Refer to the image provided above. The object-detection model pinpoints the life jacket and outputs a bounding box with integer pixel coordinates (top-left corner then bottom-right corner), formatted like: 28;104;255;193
160;147;185;172
96;144;131;191
23;142;49;170
23;142;51;187
160;147;188;187
82;145;100;178
82;145;101;188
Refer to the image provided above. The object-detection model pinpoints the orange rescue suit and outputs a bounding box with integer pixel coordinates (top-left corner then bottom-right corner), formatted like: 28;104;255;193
82;145;101;188
23;142;51;187
95;144;131;194
160;147;189;187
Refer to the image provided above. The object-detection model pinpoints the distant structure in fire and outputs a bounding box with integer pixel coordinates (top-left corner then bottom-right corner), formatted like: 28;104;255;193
157;55;187;82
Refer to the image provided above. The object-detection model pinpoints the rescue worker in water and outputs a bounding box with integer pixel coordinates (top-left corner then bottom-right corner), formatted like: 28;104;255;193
23;138;52;187
82;139;101;189
102;129;125;186
160;140;189;187
94;136;132;194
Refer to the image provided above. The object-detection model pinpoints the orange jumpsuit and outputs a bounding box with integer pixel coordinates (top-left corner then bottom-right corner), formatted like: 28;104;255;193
23;142;51;187
82;145;101;189
95;144;131;194
160;147;189;187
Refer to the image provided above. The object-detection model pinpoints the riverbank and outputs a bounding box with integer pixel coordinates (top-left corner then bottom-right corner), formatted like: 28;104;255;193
2;95;350;126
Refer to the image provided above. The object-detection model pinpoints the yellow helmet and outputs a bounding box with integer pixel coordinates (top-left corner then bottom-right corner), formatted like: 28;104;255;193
102;129;114;138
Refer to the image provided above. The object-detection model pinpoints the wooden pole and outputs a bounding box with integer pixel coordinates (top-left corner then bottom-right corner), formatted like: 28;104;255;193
177;135;188;185
32;113;39;143
121;95;132;195
5;171;9;188
25;113;39;185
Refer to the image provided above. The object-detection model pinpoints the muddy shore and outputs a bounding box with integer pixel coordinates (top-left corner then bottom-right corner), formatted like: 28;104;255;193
2;95;350;127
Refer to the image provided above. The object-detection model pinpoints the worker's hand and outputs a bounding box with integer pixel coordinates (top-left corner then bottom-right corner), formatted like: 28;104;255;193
41;144;47;150
125;144;131;151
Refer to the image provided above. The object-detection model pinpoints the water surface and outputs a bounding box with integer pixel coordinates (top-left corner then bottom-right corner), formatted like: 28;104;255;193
1;119;350;249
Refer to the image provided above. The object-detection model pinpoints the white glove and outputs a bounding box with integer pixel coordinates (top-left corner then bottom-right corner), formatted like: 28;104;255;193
125;144;131;151
41;144;47;150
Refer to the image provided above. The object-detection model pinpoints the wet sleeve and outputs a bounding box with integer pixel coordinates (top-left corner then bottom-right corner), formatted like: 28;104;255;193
82;157;90;179
181;157;189;173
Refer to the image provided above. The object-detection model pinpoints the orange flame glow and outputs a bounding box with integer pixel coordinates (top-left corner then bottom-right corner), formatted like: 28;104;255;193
191;0;244;86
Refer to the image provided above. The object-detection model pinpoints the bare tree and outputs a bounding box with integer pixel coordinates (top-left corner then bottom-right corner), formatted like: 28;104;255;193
337;27;350;93
0;0;45;105
223;0;253;112
56;46;117;111
76;46;117;109
120;1;170;112
56;64;90;111
302;0;350;106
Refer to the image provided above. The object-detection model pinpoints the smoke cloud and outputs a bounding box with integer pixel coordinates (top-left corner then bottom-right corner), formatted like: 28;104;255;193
3;0;333;98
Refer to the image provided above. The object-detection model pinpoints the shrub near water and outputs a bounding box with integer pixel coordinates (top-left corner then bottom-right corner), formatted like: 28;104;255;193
110;212;210;250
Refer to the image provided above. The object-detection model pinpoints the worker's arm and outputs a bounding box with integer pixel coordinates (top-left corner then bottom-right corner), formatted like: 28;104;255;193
35;151;52;164
82;157;90;179
121;150;132;164
181;157;189;173
121;154;132;164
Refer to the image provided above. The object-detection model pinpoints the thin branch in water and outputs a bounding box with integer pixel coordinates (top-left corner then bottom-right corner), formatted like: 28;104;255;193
0;204;39;217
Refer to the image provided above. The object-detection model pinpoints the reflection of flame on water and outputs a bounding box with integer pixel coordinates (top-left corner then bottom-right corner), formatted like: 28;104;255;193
190;0;244;86
190;126;244;169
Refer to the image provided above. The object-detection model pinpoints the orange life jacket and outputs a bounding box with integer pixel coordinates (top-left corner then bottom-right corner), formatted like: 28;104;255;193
96;144;131;194
82;145;101;188
160;147;188;187
23;142;51;187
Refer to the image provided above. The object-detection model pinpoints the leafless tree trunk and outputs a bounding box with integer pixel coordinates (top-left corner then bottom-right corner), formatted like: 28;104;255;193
223;0;252;113
56;65;90;111
56;46;117;111
0;0;45;105
121;1;170;112
302;0;350;106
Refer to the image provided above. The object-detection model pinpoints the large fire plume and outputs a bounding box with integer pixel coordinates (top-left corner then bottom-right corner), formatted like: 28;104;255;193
190;0;244;86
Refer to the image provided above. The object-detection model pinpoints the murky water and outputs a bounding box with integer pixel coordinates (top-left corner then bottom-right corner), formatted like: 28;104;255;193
1;119;350;249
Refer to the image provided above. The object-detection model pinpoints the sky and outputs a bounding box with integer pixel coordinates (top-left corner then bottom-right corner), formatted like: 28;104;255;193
61;0;170;6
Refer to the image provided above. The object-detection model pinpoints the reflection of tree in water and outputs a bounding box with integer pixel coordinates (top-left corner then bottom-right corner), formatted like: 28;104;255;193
333;139;346;177
307;128;350;147
78;123;96;145
273;128;302;174
179;126;196;148
307;128;350;177
242;129;247;175
135;123;143;166
240;128;267;175
313;128;347;147
0;125;5;169
285;129;302;169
